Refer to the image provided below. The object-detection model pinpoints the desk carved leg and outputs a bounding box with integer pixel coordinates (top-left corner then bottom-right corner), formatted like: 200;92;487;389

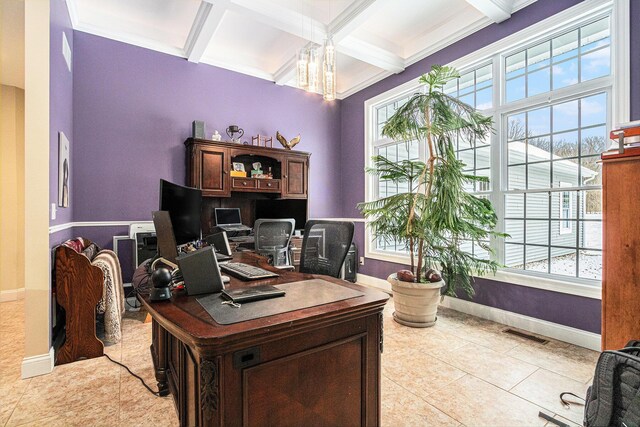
200;357;220;424
151;320;170;397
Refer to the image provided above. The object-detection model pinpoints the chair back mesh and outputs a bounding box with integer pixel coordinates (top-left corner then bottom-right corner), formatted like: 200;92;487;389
254;219;295;266
299;221;354;278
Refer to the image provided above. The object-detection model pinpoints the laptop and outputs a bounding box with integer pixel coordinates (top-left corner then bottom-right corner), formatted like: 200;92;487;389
214;208;251;232
152;211;179;268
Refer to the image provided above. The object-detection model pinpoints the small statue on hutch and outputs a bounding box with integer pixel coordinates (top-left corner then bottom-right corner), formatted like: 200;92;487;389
276;131;301;150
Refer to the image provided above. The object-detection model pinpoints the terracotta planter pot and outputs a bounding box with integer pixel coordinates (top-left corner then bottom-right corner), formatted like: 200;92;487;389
387;273;445;328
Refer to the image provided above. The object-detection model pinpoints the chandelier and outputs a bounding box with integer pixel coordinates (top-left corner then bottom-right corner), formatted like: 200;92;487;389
296;38;336;100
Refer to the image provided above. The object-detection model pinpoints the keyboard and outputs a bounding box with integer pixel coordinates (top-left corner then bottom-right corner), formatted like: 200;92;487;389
220;262;279;280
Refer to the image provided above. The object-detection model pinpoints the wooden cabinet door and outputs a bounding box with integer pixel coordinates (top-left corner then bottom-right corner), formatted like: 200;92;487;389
194;146;230;197
283;156;308;198
601;151;640;350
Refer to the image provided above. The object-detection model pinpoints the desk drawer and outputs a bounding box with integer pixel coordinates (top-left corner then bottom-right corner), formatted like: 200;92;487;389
232;178;257;190
257;179;280;192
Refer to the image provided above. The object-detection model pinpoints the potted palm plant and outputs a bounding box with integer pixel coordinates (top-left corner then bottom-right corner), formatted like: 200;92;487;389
358;65;504;327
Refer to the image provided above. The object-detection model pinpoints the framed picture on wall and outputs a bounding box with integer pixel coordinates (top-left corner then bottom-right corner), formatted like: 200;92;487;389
58;132;70;208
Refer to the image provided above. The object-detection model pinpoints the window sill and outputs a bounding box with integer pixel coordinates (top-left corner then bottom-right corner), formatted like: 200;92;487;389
481;270;602;300
364;251;602;300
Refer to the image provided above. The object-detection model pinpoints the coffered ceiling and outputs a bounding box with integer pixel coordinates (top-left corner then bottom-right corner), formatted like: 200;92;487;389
67;0;537;99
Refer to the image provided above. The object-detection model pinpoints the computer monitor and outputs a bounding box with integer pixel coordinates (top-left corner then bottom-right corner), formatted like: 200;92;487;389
152;211;179;267
254;199;307;231
159;179;202;245
215;208;243;226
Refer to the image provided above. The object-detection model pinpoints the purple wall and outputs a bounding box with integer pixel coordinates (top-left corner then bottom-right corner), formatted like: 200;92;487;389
72;32;342;223
339;0;611;333
49;0;74;231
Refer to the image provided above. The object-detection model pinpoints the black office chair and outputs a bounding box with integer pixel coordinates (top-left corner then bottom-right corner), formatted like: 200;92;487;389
299;220;354;278
254;219;296;267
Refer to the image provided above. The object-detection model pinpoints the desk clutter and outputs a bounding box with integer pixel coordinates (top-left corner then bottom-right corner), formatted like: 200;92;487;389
53;237;125;365
197;279;364;325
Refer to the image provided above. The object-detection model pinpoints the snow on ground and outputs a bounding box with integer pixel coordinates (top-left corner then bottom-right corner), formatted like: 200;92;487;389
517;250;602;280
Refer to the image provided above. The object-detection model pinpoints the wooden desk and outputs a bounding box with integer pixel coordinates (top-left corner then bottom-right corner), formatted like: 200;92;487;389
141;252;389;427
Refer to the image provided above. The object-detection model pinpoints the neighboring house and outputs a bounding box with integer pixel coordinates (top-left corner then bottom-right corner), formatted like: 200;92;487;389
500;141;598;266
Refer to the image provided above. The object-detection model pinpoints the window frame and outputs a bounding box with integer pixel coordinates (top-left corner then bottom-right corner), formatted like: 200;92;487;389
363;0;629;299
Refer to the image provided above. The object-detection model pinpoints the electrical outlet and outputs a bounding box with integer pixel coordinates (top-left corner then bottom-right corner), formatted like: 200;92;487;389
51;203;57;220
359;256;365;266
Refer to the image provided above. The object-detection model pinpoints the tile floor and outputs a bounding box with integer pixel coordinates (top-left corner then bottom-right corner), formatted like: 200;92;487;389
0;297;599;426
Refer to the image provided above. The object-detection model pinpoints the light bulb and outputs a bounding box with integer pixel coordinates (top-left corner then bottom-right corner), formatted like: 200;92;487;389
307;48;319;92
297;48;309;88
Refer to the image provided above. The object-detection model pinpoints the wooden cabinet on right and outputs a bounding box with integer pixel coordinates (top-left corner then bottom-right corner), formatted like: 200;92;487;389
283;155;308;198
601;147;640;351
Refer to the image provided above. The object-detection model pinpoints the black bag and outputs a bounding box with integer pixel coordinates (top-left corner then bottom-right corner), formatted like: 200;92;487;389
584;340;640;427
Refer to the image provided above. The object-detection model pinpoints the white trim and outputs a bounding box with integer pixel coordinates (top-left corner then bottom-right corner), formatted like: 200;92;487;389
465;0;514;24
200;55;276;82
447;0;613;71
356;273;392;293
488;270;601;299
338;70;393;99
21;347;55;379
65;0;79;28
184;0;230;63
73;24;186;59
0;288;25;302
440;296;601;350
612;0;631;126
309;217;365;223
49;220;144;234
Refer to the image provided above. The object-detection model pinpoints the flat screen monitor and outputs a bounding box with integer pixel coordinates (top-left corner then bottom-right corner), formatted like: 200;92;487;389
159;179;202;245
254;199;307;231
215;208;243;226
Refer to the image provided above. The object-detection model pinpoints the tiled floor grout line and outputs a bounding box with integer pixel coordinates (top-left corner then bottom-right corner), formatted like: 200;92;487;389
382;373;469;426
508;366;540;392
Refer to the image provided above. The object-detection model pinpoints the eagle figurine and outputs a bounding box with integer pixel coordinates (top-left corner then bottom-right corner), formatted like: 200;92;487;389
276;131;301;150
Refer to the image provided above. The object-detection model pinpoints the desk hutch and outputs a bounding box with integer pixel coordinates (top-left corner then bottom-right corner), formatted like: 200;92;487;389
185;138;310;236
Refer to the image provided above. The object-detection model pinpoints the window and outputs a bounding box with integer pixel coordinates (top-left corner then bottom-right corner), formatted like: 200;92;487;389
364;3;625;291
505;17;610;102
370;95;418;255
560;190;572;234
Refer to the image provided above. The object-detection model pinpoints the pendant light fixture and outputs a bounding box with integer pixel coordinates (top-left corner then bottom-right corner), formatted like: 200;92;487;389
322;36;336;101
297;47;309;88
307;47;319;92
296;2;309;89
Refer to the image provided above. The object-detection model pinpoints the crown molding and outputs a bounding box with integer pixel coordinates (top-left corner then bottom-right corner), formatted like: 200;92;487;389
73;23;187;59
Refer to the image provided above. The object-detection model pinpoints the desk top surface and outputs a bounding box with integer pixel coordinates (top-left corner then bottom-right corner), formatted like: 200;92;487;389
140;252;389;348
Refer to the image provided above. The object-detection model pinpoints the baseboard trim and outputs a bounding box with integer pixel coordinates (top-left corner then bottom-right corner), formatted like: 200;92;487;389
441;296;601;351
0;288;25;302
356;273;391;294
21;347;54;379
49;220;143;234
357;273;600;350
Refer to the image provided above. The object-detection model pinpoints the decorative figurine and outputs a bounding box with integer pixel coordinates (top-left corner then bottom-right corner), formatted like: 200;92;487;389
276;131;301;150
226;125;244;143
211;130;221;141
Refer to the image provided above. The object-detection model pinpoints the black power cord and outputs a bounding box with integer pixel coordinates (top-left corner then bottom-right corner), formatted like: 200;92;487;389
104;353;167;397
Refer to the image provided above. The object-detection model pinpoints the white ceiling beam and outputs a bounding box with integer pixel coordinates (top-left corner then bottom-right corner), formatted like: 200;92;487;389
184;0;230;63
464;0;514;23
338;36;404;73
253;0;402;85
229;0;327;45
329;0;380;43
